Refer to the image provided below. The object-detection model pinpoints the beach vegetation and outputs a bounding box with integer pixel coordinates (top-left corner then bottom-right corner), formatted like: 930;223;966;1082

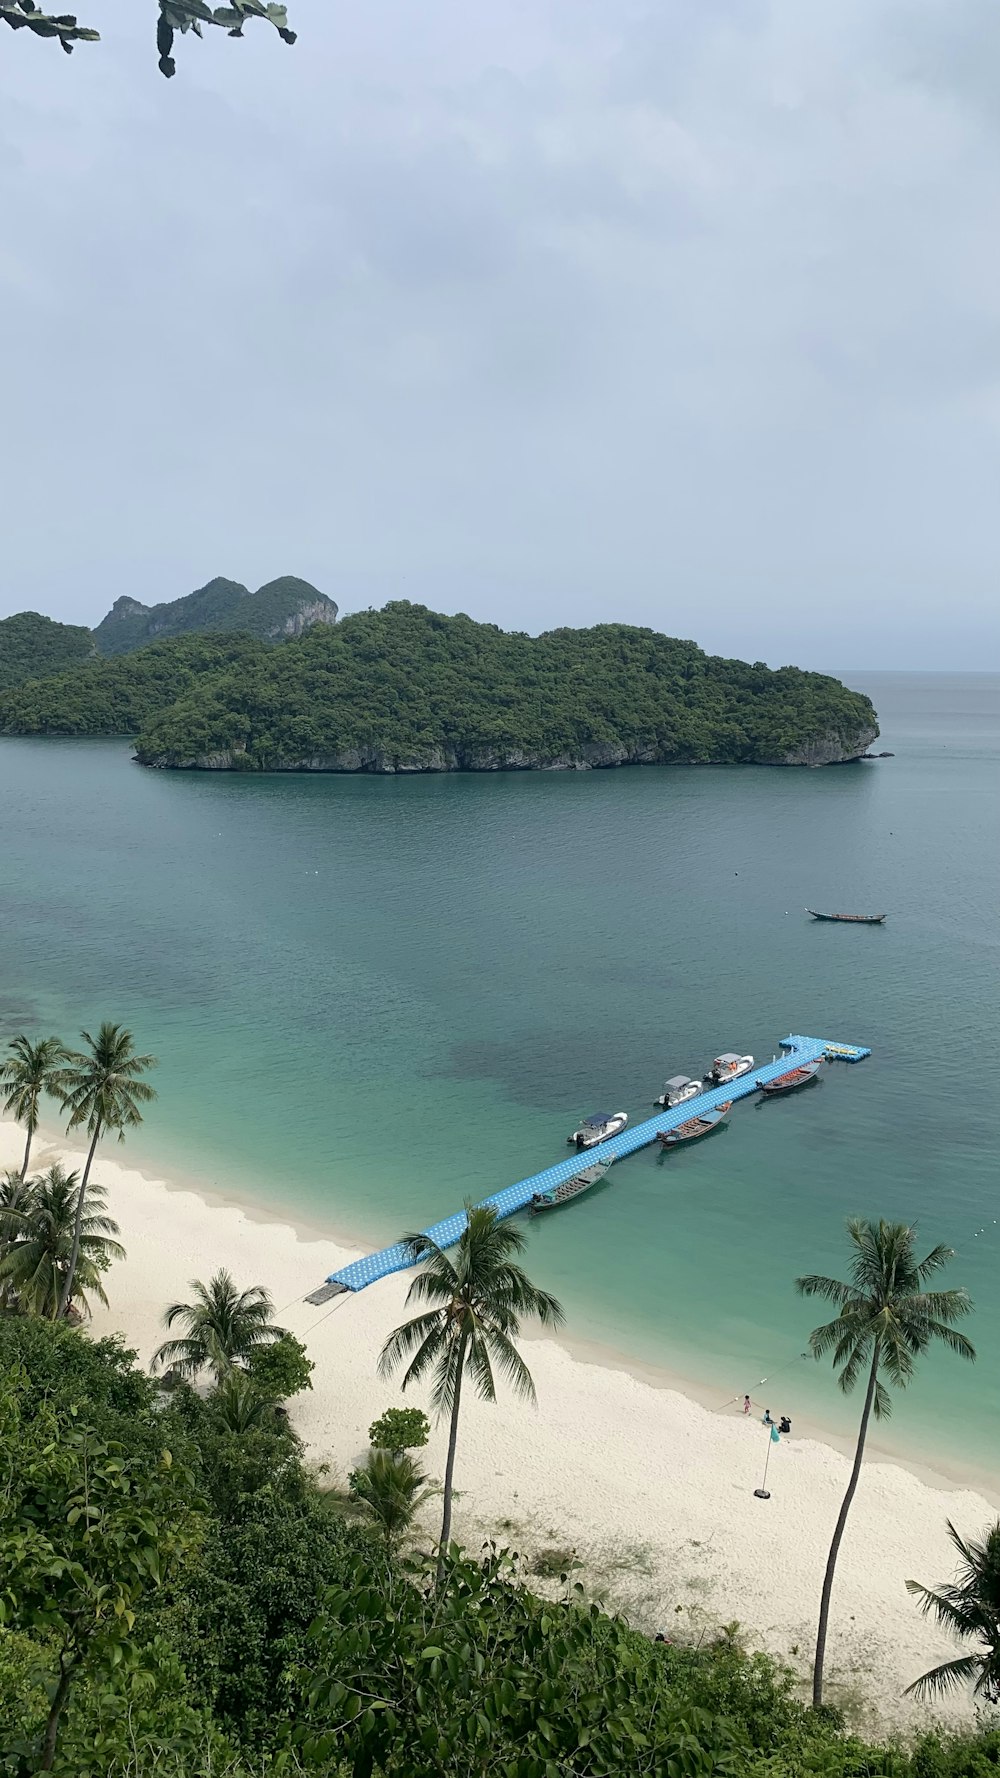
0;1165;124;1320
0;1034;68;1181
151;1267;285;1383
368;1404;430;1453
797;1218;975;1708
378;1203;563;1584
906;1518;1000;1702
5;1317;1000;1775
53;1023;157;1320
246;1330;314;1401
348;1447;438;1550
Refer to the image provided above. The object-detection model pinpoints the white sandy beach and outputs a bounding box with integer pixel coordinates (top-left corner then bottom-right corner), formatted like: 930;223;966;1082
4;1115;996;1738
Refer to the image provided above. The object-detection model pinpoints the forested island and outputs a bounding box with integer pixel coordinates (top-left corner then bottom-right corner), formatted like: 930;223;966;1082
0;601;878;770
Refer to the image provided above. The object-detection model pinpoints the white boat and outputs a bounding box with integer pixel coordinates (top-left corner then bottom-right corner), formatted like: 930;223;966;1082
568;1111;628;1151
709;1052;754;1084
655;1074;703;1109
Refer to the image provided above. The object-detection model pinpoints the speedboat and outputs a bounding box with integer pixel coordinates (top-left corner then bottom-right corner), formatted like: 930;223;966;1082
530;1160;612;1214
568;1111;628;1151
709;1052;754;1084
655;1074;703;1109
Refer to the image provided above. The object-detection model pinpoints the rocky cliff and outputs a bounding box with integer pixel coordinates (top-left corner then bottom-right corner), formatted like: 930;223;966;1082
93;576;337;656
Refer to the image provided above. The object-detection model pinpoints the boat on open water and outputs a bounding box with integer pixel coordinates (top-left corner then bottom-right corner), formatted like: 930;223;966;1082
759;1061;822;1096
806;909;886;924
709;1052;754;1084
655;1074;703;1108
658;1102;731;1147
568;1111;628;1150
530;1159;612;1214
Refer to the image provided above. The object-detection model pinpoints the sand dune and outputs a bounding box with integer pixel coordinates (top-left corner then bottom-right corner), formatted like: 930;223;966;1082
3;1115;995;1737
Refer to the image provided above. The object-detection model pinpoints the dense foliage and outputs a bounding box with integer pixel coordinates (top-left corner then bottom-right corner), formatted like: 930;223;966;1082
93;575;335;656
0;632;267;735
3;1317;1000;1777
0;613;94;692
0;601;878;766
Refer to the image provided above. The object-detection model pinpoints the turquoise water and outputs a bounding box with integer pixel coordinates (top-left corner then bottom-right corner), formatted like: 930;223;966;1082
0;673;998;1477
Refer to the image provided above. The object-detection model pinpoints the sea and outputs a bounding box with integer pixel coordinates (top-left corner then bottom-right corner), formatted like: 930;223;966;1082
1;672;997;1482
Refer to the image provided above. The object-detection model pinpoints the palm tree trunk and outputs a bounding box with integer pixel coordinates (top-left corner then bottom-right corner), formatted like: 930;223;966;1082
20;1118;34;1185
812;1343;881;1708
56;1118;101;1321
436;1326;469;1588
40;1658;73;1771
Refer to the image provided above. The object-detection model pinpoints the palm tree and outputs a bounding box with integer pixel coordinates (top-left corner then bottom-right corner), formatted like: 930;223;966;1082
0;1170;37;1311
797;1218;975;1708
0;1165;125;1319
210;1369;282;1434
54;1023;157;1320
0;1034;68;1182
151;1268;285;1383
906;1520;1000;1702
378;1203;563;1583
350;1448;438;1551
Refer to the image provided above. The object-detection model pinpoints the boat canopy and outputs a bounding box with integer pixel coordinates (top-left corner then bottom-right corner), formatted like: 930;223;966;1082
581;1112;613;1127
664;1075;694;1090
714;1052;742;1064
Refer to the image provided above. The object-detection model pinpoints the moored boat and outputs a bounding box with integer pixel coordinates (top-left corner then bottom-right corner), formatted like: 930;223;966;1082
709;1052;754;1084
655;1074;703;1108
759;1061;822;1096
806;909;886;924
658;1102;731;1147
530;1159;612;1214
568;1110;628;1150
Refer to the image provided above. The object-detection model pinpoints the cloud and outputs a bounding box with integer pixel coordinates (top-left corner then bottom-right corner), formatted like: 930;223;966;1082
0;0;997;666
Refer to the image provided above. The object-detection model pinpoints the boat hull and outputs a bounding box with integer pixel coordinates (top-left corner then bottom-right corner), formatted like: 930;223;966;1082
760;1064;821;1096
530;1161;611;1214
806;910;886;924
658;1103;732;1147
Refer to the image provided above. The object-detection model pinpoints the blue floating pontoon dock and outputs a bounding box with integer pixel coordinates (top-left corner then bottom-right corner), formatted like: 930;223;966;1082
306;1034;870;1302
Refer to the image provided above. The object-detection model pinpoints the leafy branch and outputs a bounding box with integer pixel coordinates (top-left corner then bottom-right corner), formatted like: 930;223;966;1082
0;0;297;77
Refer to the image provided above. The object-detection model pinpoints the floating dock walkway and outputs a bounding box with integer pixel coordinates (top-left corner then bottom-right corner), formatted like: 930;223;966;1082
306;1034;870;1303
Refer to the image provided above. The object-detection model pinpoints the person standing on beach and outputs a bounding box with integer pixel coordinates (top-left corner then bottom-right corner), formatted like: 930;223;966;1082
743;1394;751;1414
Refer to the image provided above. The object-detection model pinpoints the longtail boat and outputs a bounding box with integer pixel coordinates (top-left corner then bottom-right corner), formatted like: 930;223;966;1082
806;910;886;924
658;1101;732;1148
759;1061;822;1096
530;1160;612;1214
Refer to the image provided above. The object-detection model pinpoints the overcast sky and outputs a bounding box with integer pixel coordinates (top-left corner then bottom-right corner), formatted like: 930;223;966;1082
1;0;997;668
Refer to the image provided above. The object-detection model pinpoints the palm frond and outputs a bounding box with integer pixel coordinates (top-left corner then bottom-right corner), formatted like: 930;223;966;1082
905;1653;983;1699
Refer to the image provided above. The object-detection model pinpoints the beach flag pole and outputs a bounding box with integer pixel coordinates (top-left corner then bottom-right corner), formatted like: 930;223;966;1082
754;1424;780;1500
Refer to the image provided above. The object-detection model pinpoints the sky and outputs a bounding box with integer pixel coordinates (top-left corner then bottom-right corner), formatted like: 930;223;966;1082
1;0;998;669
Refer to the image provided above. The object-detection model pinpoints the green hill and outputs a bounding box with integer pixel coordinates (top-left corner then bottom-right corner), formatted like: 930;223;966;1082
0;633;267;736
0;601;878;767
0;611;95;692
92;575;338;656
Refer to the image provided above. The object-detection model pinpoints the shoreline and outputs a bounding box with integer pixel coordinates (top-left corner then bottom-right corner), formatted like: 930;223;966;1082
4;1112;998;1734
18;1111;1000;1508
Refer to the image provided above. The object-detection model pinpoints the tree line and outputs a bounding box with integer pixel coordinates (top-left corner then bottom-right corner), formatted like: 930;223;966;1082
0;601;879;770
2;1022;999;1774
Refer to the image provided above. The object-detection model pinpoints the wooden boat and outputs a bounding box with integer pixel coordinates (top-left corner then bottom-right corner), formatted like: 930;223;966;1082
568;1111;628;1151
806;909;886;924
655;1074;703;1109
530;1160;612;1214
759;1062;821;1096
658;1101;732;1147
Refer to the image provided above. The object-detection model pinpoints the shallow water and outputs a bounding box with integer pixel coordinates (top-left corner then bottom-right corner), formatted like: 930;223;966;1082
1;672;997;1477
